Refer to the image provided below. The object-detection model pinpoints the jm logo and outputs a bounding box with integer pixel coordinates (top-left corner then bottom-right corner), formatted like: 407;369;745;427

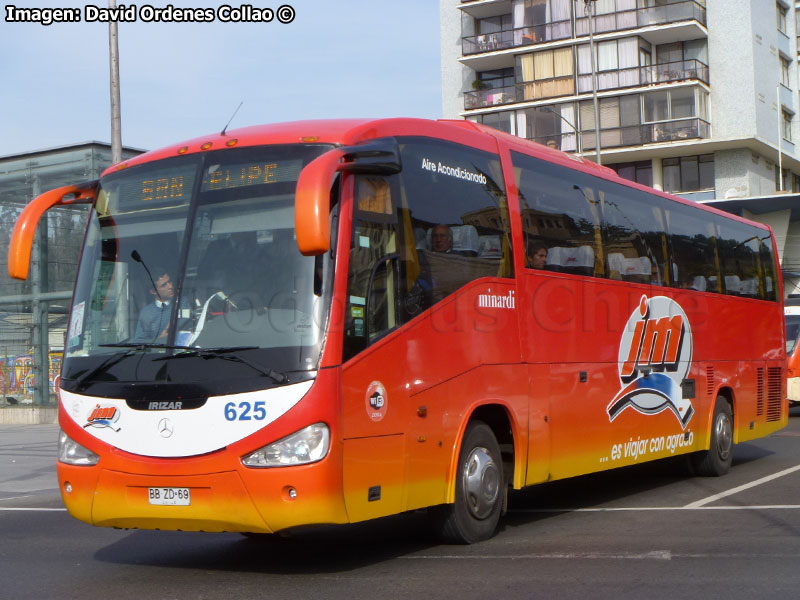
85;404;121;432
620;298;684;381
607;295;694;429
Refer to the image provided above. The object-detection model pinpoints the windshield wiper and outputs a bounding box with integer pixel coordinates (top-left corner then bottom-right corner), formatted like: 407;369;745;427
99;343;194;350
73;343;198;388
72;344;156;388
153;347;288;384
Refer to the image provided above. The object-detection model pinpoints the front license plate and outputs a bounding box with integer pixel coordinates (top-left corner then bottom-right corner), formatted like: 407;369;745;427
148;487;191;506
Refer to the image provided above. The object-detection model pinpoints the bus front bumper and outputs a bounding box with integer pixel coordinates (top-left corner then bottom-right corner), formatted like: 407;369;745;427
58;459;349;534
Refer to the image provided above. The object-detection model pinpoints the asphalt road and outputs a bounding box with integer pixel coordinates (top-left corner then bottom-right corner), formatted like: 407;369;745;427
3;413;800;599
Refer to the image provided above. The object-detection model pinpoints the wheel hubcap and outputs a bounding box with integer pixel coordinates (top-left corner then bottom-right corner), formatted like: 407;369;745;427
462;446;500;520
715;412;732;461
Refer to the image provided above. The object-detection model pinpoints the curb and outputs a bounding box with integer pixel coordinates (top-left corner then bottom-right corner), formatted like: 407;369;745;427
0;407;58;425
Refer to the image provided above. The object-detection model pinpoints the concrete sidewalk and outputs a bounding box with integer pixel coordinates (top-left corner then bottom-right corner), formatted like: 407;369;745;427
0;424;61;507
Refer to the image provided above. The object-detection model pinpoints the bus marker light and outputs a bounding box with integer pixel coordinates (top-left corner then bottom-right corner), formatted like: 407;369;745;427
177;146;189;154
201;142;213;150
300;136;319;143
225;138;238;147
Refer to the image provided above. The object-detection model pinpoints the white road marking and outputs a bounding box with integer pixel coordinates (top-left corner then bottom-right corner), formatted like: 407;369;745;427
684;464;800;508
402;550;673;560
0;507;66;512
511;504;800;513
402;551;800;561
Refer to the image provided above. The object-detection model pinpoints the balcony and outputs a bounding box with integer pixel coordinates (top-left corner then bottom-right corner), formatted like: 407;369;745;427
579;118;711;151
464;60;708;111
462;20;572;55
577;59;709;93
526;118;710;153
462;1;707;61
575;1;706;36
465;85;518;109
465;75;577;110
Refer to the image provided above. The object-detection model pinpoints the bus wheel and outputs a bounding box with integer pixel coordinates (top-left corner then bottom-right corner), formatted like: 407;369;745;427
240;532;278;540
691;396;733;477
433;420;504;544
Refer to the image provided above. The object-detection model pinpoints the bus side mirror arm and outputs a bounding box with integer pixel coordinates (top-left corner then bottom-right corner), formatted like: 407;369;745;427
295;140;402;256
296;149;347;256
8;181;97;280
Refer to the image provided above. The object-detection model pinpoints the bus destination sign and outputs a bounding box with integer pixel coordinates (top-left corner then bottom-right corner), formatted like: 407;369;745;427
201;160;303;192
112;164;197;208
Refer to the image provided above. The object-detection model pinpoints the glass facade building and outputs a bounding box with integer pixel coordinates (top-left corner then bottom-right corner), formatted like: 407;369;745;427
0;143;142;406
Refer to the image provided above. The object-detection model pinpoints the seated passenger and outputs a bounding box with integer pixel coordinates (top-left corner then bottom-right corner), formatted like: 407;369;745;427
680;275;706;291
651;263;663;285
431;224;453;253
528;242;548;269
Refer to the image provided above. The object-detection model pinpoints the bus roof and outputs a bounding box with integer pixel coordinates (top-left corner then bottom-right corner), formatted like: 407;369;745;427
101;117;609;178
101;117;772;233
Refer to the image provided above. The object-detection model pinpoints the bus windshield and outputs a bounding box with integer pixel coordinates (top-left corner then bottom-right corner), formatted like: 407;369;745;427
62;144;334;397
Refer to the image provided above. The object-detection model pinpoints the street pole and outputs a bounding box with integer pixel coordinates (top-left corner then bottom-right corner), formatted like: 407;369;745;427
584;0;601;165
109;0;122;164
778;83;784;191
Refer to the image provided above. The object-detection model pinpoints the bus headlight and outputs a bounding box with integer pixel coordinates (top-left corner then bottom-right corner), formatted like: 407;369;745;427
58;430;99;466
241;423;330;468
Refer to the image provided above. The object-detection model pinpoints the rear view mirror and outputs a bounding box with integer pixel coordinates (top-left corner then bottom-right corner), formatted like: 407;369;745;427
295;140;402;256
8;181;97;280
295;149;346;256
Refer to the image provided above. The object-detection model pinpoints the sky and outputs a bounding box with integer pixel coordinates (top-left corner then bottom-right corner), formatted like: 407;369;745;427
0;0;443;156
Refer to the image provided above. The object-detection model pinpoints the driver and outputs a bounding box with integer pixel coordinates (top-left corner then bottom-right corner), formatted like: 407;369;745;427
134;267;190;343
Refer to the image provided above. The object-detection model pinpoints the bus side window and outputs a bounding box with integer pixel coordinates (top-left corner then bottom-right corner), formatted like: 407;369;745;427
665;204;722;293
512;151;602;277
598;183;668;286
716;219;764;298
397;137;513;307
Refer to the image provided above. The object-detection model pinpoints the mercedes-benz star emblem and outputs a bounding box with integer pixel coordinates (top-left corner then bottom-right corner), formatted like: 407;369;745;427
158;418;174;438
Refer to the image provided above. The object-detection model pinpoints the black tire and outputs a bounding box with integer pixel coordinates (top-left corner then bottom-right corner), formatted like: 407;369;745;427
690;396;733;477
240;532;279;540
432;421;504;544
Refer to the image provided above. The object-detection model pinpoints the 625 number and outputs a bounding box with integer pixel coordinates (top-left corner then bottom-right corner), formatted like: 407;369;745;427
224;401;266;421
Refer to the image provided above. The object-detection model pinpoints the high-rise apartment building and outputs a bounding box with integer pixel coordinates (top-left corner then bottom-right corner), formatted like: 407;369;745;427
441;0;800;292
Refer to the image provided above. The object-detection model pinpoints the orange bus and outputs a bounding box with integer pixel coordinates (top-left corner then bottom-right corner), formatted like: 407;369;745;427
785;299;800;404
8;118;787;543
